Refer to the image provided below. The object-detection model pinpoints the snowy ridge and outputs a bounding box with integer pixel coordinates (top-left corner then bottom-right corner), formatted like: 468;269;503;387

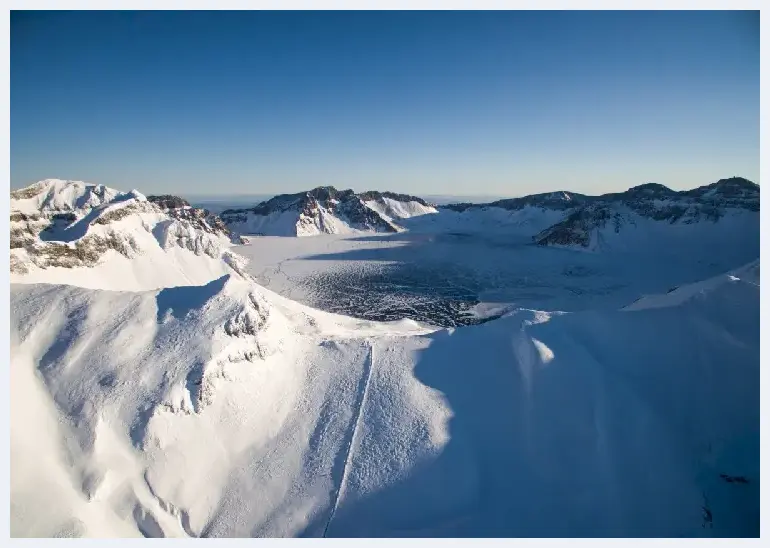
406;203;568;240
10;271;434;538
624;259;759;311
10;180;247;290
359;190;438;223
10;259;759;536
10;178;139;215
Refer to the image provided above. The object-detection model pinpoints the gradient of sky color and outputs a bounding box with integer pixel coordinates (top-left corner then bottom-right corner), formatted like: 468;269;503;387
11;10;759;197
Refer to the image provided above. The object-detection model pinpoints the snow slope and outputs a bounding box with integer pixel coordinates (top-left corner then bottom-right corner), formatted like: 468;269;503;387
9;275;433;538
363;196;437;223
405;204;568;241
10;262;759;537
319;265;759;537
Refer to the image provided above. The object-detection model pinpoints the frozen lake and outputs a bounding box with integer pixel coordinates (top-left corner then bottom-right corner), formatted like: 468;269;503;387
234;230;751;327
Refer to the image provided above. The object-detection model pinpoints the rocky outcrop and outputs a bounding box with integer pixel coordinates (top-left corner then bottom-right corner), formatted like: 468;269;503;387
149;194;245;244
534;206;626;248
146;195;192;209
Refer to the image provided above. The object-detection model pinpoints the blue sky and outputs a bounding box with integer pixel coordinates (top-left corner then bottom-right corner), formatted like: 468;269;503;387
11;11;759;197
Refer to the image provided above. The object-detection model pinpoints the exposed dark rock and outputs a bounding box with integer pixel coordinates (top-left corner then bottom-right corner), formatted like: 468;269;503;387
28;232;140;269
10;183;46;200
146;197;245;244
147;195;192;209
534;206;618;248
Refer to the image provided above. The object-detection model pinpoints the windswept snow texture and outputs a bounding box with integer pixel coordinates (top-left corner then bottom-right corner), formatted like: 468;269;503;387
10;263;759;537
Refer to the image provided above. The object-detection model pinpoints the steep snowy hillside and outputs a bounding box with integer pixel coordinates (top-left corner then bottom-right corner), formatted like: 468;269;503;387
10;259;759;537
220;187;402;236
358;191;438;223
10;180;248;290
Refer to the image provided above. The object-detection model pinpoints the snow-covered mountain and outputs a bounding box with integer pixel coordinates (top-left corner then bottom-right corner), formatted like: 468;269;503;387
430;177;760;252
532;178;759;251
219;187;396;236
9;179;759;537
219;187;438;236
10;179;249;290
222;177;759;251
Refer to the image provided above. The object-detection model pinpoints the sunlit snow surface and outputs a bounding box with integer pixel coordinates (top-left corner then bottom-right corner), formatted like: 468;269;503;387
11;263;759;537
9;181;759;538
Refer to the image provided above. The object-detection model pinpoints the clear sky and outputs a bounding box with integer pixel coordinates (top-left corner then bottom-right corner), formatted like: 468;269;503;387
11;10;759;197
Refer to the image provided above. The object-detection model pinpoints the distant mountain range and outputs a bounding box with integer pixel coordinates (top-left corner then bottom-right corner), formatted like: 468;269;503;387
211;177;758;252
8;177;759;268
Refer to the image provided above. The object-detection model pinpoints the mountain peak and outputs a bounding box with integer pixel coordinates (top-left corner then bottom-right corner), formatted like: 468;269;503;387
626;182;675;195
712;176;758;191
